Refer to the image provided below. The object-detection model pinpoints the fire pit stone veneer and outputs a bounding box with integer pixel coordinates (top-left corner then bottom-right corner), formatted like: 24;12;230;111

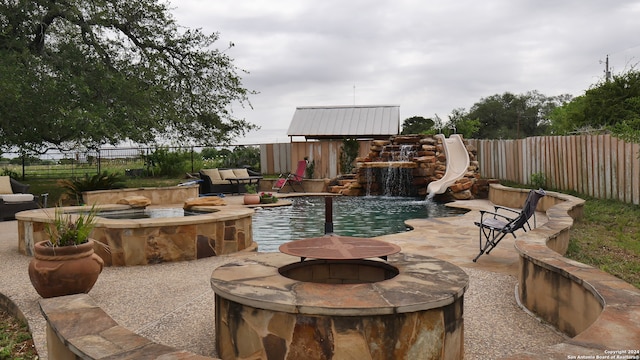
211;251;469;360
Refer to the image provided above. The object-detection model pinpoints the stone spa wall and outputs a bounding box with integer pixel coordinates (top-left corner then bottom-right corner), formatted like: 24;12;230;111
16;205;256;266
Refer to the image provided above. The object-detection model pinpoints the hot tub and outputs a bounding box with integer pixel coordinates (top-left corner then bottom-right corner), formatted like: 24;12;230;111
16;204;256;266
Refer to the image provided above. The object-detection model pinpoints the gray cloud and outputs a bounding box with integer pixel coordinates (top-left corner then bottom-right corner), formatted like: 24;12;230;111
170;0;640;144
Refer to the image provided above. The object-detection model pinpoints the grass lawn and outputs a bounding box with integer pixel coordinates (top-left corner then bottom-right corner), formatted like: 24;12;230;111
0;310;38;359
565;197;640;289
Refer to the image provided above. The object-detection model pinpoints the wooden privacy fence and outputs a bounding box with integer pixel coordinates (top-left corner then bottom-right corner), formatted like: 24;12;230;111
469;135;640;205
260;140;372;179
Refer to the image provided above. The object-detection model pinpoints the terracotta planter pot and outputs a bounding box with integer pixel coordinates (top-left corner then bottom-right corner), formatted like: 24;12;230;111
28;239;104;298
243;194;260;205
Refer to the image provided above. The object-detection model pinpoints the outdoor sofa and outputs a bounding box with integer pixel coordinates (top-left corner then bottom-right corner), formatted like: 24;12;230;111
0;176;46;221
199;168;263;195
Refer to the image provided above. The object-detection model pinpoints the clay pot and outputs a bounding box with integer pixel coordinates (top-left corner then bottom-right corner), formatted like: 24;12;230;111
28;239;104;298
243;194;260;205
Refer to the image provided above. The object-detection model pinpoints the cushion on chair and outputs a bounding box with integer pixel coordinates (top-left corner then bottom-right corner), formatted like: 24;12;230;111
218;169;236;180
0;176;13;194
1;194;34;203
201;169;222;181
232;168;250;178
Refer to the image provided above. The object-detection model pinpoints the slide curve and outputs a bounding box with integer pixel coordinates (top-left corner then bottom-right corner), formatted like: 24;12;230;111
427;134;470;197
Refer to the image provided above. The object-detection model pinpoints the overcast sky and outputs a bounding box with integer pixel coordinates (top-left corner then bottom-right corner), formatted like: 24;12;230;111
169;0;640;145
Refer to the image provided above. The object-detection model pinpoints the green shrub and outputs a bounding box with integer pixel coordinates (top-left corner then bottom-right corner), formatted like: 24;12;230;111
340;138;359;174
148;147;200;177
58;171;125;205
305;158;315;179
530;172;547;189
1;167;19;179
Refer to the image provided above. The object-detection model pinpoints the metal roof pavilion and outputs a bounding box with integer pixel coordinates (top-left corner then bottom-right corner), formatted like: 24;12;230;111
287;105;400;140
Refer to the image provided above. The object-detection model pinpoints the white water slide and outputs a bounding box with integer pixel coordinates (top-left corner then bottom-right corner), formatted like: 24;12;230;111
426;134;470;197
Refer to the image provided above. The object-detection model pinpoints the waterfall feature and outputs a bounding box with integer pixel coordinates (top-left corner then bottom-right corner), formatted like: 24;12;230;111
381;166;414;196
338;135;477;199
380;144;417;196
365;167;373;197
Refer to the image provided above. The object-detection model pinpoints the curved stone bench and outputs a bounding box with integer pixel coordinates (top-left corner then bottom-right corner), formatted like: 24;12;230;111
489;184;640;358
39;294;220;360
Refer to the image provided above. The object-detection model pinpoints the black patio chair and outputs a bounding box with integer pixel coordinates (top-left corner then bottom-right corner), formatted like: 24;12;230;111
473;188;546;262
0;177;48;221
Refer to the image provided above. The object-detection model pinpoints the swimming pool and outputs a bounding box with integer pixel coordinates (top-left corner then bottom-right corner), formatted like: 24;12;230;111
252;196;467;252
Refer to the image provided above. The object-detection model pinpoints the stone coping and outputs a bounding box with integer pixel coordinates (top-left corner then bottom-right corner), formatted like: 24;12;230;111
82;184;199;205
210;252;469;316
16;204;253;229
488;184;640;358
39;294;219;360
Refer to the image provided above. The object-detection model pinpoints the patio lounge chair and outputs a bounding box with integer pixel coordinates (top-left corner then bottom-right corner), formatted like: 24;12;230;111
473;188;546;262
0;176;47;221
272;160;307;192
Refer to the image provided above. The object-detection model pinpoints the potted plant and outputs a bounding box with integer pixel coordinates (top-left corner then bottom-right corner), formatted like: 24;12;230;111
259;192;278;204
243;184;260;205
28;207;104;298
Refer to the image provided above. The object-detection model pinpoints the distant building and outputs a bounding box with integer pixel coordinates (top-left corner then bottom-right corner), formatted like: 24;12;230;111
287;105;400;141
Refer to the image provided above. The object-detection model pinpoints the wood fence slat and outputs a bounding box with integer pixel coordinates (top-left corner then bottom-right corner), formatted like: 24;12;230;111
522;139;529;185
522;138;535;184
617;137;625;203
630;144;640;205
598;135;604;197
625;142;633;204
586;136;594;197
569;136;577;192
604;134;613;199
552;136;558;189
562;136;569;190
506;140;513;181
611;136;620;201
517;140;522;183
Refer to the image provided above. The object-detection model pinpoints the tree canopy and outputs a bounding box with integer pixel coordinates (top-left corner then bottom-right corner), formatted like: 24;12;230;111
549;68;640;143
0;0;255;153
400;116;434;135
466;91;570;139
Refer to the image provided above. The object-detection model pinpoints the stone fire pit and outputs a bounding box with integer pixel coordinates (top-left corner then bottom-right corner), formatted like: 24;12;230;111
211;248;469;359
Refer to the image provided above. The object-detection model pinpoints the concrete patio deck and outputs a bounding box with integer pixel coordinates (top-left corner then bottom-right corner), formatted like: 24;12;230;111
0;192;636;359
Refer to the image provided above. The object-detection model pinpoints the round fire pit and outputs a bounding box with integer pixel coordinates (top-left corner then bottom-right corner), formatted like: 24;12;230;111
211;250;469;359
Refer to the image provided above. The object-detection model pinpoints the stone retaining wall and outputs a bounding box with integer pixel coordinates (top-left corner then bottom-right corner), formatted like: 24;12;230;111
489;184;640;358
39;294;220;360
82;185;199;205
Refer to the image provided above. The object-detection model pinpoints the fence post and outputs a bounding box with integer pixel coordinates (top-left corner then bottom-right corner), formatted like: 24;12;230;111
191;146;194;173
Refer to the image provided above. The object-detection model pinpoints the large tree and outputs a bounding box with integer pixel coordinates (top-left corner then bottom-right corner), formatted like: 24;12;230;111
0;0;255;153
467;91;569;139
400;116;434;135
549;68;640;143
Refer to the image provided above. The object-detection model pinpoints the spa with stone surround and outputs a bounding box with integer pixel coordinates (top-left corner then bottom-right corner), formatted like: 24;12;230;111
16;204;255;266
210;250;469;360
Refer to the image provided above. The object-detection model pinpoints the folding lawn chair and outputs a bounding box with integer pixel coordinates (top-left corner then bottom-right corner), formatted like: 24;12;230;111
272;160;307;192
473;188;546;262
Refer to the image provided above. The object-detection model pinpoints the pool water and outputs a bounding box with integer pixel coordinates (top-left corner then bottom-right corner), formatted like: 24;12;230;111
96;208;204;219
252;196;467;252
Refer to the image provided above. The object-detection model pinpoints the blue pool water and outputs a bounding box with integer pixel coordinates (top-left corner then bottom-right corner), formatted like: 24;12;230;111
252;196;467;252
